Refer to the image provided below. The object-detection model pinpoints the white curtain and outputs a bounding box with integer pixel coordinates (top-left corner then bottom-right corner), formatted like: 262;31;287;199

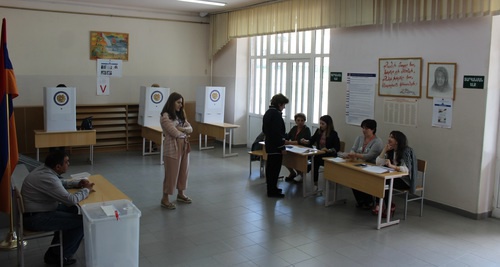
210;0;500;57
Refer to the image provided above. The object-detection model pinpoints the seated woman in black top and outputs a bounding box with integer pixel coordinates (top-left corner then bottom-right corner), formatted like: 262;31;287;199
285;113;311;183
300;115;340;190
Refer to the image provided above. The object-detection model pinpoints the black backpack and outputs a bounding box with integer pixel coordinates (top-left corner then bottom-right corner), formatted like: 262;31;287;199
81;116;93;130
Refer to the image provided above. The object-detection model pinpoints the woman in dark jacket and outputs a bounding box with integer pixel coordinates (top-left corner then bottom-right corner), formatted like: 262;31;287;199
301;115;340;189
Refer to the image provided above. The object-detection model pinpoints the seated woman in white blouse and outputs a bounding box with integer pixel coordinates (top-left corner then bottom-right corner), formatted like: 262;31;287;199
374;130;417;217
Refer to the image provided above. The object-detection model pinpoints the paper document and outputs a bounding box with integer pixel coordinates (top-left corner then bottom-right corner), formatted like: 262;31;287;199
71;172;91;179
363;166;391;174
286;145;318;154
101;205;118;217
325;157;345;163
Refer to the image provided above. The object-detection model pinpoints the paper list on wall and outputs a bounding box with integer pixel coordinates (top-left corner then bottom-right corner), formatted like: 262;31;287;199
345;73;376;126
383;98;418;127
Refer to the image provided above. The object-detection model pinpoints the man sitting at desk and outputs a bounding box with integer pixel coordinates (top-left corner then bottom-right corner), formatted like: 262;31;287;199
21;150;94;266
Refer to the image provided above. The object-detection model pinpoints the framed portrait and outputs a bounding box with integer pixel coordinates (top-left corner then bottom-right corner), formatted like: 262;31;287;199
378;57;422;98
426;62;456;100
90;31;129;60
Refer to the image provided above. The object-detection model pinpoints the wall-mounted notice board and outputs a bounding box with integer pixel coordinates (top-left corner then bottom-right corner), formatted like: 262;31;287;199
378;57;422;98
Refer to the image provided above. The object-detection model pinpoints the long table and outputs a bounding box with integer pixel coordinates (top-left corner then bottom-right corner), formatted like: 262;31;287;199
198;122;240;157
69;174;131;205
141;126;164;165
323;158;407;229
34;130;96;164
260;143;324;197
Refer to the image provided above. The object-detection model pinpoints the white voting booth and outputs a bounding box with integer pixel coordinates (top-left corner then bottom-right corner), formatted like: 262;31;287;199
138;86;170;126
195;86;225;123
43;86;76;132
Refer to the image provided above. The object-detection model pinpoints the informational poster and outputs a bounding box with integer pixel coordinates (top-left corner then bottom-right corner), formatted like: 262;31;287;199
345;73;376;125
97;76;110;96
97;59;122;77
432;98;453;128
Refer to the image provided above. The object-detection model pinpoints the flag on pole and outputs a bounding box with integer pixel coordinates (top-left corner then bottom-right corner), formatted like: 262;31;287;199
0;18;19;214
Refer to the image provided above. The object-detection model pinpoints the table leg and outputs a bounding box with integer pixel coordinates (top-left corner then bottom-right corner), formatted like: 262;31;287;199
222;128;238;158
37;148;40;161
142;138;146;156
160;138;164;165
377;178;400;229
303;156;317;197
90;145;93;165
199;134;215;150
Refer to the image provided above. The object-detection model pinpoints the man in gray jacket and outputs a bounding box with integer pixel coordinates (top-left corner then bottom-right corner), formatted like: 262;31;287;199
21;150;94;266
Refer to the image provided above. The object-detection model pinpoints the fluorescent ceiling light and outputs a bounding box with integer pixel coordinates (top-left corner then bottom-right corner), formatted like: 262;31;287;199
178;0;226;7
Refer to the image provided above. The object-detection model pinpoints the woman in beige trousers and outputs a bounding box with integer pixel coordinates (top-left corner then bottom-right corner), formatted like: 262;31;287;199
160;92;193;210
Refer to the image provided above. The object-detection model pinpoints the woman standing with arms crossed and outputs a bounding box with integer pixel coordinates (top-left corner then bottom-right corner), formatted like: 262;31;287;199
160;92;193;210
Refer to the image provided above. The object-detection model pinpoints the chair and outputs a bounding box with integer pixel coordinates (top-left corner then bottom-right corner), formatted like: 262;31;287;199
393;159;427;220
248;150;266;177
14;186;64;267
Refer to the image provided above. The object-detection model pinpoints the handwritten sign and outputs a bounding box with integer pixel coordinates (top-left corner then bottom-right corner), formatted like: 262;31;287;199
378;58;422;98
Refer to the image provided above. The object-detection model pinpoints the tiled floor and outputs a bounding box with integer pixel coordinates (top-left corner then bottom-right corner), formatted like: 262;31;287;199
2;145;500;267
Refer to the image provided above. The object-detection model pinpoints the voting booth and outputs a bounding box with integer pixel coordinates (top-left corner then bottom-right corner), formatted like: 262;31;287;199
43;86;76;132
138;86;170;126
195;86;225;123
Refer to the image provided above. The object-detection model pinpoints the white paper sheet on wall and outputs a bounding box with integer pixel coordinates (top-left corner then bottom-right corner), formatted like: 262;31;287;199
383;98;418;127
345;73;376;126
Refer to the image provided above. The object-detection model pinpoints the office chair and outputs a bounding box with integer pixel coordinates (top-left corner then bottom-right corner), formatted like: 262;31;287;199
14;186;64;267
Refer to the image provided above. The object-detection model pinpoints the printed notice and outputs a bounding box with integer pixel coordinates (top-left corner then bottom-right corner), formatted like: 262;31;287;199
383;98;418;127
97;59;122;77
346;73;376;126
432;98;452;128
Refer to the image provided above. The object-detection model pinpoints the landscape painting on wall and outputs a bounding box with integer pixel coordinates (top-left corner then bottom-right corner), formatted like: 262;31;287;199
90;31;129;60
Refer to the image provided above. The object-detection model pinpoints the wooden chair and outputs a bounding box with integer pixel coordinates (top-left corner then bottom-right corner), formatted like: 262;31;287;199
14;186;64;267
393;159;427;220
248;150;266;177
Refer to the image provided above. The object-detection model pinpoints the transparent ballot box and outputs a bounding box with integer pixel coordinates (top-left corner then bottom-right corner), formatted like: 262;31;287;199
81;199;141;267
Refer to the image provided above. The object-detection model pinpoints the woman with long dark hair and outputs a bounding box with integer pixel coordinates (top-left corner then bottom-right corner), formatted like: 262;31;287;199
160;92;193;209
301;115;340;191
374;130;417;217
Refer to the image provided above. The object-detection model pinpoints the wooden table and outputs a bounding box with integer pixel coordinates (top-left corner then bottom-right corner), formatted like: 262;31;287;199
69;174;131;205
198;122;240;157
34;130;96;164
141;126;164;165
323;158;408;229
260;143;325;197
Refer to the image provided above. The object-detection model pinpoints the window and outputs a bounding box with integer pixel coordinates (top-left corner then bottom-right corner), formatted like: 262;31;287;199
249;29;330;125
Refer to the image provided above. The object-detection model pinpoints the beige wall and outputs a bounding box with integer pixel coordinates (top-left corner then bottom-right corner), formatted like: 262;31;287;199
0;7;210;105
329;17;496;215
212;39;248;145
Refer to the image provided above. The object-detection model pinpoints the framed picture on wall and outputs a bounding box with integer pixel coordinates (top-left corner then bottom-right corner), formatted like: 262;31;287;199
378;57;422;98
90;31;129;60
426;62;457;100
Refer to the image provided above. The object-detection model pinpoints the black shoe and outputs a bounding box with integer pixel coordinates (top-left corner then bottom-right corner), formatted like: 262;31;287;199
44;253;77;266
267;193;285;198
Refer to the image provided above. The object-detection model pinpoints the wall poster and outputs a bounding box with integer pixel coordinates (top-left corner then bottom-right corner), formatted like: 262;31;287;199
378;57;422;98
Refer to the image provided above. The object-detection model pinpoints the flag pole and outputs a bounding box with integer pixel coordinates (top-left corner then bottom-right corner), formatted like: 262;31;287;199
0;90;17;250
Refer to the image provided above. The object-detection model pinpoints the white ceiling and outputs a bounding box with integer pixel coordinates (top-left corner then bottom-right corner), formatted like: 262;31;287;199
17;0;273;15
